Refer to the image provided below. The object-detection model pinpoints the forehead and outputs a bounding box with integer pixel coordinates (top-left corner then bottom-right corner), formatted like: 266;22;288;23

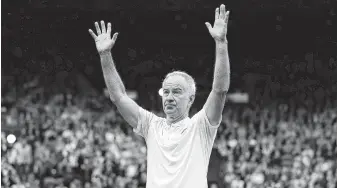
163;75;188;89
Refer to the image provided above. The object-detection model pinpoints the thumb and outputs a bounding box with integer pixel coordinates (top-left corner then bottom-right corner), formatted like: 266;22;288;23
112;32;119;41
205;22;212;31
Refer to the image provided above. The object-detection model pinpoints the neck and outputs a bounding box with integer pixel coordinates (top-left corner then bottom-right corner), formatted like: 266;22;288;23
166;113;188;125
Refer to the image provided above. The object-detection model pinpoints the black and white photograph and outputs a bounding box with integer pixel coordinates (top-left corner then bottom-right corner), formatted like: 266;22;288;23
1;0;337;187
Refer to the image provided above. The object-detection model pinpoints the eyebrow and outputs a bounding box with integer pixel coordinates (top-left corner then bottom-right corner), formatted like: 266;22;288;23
163;87;184;91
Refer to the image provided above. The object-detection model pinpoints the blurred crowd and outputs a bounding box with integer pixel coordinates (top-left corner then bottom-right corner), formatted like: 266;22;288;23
2;88;148;188
2;75;337;188
215;99;337;188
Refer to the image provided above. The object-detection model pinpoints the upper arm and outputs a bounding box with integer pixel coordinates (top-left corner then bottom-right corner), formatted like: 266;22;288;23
203;90;227;126
114;94;140;129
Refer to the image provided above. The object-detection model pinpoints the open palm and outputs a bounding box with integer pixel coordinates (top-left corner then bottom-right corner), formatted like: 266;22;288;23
89;21;118;54
205;4;230;43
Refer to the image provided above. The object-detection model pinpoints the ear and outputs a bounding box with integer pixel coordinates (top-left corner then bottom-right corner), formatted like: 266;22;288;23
189;95;195;105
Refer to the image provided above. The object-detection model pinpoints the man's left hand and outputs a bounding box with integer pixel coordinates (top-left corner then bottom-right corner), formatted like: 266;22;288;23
205;4;230;43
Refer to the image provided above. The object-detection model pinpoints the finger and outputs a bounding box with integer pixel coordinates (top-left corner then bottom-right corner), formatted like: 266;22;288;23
112;32;119;42
88;29;97;40
107;22;112;35
215;7;219;20
220;4;226;20
205;22;212;31
100;20;106;33
95;22;101;35
225;11;230;24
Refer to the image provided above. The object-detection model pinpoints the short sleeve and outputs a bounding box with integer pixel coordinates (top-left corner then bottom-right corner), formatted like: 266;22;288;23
192;108;222;129
192;108;221;158
133;107;158;140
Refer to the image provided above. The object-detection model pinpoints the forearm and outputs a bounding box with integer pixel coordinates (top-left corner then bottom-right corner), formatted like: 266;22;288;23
212;41;230;92
100;52;126;102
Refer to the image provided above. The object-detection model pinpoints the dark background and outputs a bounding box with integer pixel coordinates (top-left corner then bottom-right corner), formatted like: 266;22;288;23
2;0;336;96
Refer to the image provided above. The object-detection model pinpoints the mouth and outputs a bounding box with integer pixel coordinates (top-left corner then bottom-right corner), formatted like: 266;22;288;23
165;105;175;109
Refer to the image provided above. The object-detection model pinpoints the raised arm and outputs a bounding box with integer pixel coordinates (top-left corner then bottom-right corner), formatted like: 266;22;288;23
203;5;230;126
89;21;140;128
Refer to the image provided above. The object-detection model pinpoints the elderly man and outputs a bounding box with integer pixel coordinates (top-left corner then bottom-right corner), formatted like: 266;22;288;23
89;4;230;188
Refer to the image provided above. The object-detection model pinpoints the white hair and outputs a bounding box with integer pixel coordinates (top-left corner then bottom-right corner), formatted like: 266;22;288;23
162;70;196;96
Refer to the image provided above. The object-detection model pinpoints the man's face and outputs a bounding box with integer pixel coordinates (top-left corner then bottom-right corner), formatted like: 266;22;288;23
162;75;193;117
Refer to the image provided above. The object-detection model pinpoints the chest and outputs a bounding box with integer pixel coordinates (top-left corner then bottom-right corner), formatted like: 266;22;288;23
160;125;189;143
147;121;201;158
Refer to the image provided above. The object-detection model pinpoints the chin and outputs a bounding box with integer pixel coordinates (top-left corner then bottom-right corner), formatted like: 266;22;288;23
164;109;175;115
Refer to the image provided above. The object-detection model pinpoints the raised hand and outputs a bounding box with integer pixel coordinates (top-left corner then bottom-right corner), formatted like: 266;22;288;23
205;4;230;43
89;21;118;55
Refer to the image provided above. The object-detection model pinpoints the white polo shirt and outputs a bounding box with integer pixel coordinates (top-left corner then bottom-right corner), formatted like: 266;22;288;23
134;107;220;188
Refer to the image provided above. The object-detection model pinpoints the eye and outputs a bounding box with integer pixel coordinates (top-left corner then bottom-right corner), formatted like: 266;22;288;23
173;89;182;95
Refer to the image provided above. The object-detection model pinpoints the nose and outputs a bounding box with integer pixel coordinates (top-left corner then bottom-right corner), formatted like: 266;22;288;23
165;92;174;103
166;98;174;104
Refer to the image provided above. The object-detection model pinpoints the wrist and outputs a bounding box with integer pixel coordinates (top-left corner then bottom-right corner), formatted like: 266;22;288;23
215;39;228;47
215;36;228;45
99;50;112;57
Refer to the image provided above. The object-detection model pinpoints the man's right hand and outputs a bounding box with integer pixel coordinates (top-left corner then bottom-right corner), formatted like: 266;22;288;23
89;21;118;55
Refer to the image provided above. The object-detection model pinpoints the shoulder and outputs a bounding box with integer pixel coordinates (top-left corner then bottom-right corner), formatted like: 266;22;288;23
191;108;221;128
139;107;164;123
191;108;207;122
